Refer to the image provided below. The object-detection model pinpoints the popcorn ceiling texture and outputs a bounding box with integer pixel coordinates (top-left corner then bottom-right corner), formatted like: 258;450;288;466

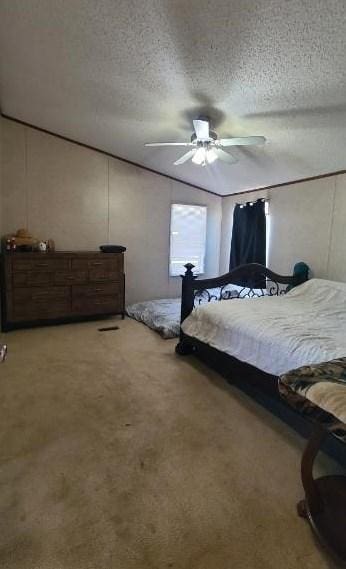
0;0;346;195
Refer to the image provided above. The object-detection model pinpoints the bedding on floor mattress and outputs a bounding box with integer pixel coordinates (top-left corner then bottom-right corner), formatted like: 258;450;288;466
126;298;181;339
181;278;346;376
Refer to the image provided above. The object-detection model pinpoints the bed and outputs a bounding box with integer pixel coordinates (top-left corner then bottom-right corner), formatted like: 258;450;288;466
175;261;346;463
181;277;346;377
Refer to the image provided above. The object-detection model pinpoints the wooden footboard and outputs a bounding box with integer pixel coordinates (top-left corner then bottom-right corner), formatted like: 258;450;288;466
176;261;309;351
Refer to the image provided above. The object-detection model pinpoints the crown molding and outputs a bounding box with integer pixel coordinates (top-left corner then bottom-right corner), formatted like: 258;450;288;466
3;113;345;200
223;169;346;198
1;113;220;198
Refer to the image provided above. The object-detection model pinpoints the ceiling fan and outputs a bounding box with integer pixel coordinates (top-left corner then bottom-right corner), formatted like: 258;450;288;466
145;117;266;167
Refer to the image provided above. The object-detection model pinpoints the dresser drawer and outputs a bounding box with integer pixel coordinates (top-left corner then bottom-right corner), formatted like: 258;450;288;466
72;256;123;272
14;286;70;303
72;296;122;315
13;271;51;287
12;258;69;272
72;282;121;299
12;286;71;321
88;269;123;282
53;271;87;285
13;299;71;321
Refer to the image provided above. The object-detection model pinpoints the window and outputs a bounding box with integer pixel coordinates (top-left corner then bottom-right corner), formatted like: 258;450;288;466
169;204;207;276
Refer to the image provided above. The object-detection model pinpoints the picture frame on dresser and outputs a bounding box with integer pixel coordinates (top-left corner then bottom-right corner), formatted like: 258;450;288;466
0;251;125;331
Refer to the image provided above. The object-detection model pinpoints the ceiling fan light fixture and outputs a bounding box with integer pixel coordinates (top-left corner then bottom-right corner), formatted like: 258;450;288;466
192;146;206;165
206;148;218;164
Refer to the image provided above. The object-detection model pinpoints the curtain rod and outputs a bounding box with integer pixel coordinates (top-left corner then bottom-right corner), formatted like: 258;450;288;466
236;198;269;207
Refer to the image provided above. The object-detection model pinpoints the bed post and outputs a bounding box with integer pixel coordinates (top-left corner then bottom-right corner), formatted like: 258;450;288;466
293;261;309;286
175;263;196;355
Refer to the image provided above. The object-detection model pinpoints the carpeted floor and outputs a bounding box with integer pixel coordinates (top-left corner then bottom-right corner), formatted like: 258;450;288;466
0;318;342;568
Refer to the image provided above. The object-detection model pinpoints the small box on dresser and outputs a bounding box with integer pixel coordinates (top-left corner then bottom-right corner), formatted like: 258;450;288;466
0;251;125;331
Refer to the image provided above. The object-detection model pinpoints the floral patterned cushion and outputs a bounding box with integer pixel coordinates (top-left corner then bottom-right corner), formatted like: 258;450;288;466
279;357;346;443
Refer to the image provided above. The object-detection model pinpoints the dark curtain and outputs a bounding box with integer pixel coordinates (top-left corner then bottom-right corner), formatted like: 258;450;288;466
229;200;266;285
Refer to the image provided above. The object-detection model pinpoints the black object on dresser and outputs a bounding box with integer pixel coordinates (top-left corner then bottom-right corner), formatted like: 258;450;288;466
0;251;125;331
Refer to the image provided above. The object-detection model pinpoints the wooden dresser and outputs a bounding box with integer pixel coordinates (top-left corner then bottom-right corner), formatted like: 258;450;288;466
0;251;125;331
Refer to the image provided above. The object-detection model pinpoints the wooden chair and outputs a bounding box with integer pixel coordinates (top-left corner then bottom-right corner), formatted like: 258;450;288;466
279;358;346;561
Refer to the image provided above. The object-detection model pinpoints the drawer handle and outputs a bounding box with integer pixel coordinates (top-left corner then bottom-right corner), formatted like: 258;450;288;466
90;262;103;266
36;263;48;268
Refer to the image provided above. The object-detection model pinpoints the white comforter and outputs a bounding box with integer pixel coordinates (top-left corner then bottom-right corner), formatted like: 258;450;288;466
181;278;346;376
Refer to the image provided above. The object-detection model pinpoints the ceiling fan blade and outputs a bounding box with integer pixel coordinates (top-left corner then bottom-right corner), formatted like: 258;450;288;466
214;148;238;164
174;149;196;166
145;142;192;147
193;119;210;140
219;136;266;146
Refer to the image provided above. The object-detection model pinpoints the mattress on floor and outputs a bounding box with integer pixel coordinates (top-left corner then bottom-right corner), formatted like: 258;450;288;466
126;298;181;339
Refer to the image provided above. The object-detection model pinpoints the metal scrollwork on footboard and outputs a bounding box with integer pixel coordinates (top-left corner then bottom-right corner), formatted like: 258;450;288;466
192;274;290;308
267;280;288;296
178;262;310;331
219;285;241;300
194;289;218;305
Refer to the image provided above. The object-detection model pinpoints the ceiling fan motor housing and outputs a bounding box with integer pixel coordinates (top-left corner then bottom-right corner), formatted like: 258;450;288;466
191;131;218;144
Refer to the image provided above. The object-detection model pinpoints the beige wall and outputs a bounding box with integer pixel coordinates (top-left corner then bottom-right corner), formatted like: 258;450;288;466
219;174;346;281
2;114;346;305
0;118;222;304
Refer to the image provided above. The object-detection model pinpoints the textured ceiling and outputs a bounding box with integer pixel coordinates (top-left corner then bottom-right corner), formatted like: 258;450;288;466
1;0;346;196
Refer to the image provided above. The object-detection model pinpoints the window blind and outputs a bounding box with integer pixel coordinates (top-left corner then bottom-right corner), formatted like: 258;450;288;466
169;204;207;277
